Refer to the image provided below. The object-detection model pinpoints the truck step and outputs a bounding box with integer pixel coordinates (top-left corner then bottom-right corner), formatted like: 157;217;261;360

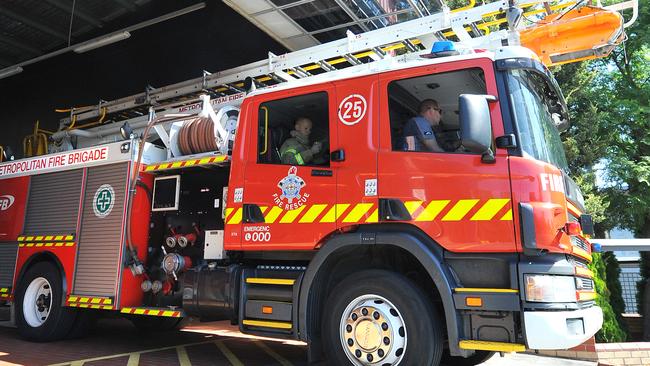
240;267;304;338
459;340;526;352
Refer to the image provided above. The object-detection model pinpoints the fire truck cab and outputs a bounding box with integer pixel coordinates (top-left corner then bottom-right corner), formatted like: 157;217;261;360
0;44;602;365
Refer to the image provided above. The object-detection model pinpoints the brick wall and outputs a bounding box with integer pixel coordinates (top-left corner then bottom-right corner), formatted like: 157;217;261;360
532;338;650;366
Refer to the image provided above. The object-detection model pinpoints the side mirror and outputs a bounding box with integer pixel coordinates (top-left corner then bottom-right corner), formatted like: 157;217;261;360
459;94;495;155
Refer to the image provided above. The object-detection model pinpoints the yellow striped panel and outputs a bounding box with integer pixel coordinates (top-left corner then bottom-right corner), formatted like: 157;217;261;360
44;236;53;240
459;340;525;352
500;209;513;221
575;267;594;278
35;236;44;241
572;246;592;262
171;161;184;168
279;205;307;223
415;200;450;221
320;204;350;223
134;308;147;315
35;243;44;247
17;236;25;241
64;235;74;240
246;278;295;285
227;208;242;224
577;291;597;301
79;297;90;303
442;199;479;221
0;288;8;293
299;204;328;223
68;296;79;302
65;242;75;247
44;243;53;247
54;235;63;240
25;236;34;241
455;288;518;293
18;244;24;247
26;243;34;247
259;206;268;214
366;208;379;223
162;311;175;317
471;199;510;221
224;207;234;221
342;203;374;223
264;206;284;223
243;319;292;330
199;157;213;164
404;201;423;216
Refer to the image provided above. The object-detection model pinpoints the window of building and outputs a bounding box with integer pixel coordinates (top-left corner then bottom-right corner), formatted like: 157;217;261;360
387;68;486;153
258;92;330;166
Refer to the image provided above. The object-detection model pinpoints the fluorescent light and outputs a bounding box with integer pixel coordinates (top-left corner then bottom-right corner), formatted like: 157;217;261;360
74;31;131;53
0;66;23;80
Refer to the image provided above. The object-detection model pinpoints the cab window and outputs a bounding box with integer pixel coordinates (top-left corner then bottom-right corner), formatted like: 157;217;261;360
257;92;330;166
388;68;487;153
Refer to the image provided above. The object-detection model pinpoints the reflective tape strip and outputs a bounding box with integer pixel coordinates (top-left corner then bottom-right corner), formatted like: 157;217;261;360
0;288;9;293
572;246;592;262
404;201;423;216
227;208;242;224
442;199;479;221
19;242;75;248
144;156;227;171
246;278;295;285
224;207;234;221
577;291;597;301
243;319;292;330
575;267;594;278
459;340;525;352
121;308;182;317
0;294;10;299
279;205;307;223
366;208;379;223
264;206;284;223
299;204;328;223
68;296;112;305
500;209;513;221
342;203;373;223
68;303;114;310
471;199;511;221
320;204;350;223
415;200;450;221
35;236;44;241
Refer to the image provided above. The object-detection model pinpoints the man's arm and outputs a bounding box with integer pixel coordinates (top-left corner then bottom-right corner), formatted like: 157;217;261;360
421;138;445;153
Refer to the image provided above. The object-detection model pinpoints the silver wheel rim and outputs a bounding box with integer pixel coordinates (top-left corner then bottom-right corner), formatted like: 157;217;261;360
23;277;52;327
339;294;407;365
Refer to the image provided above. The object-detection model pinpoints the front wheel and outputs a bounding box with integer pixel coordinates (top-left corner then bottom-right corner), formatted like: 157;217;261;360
322;270;443;366
15;262;77;341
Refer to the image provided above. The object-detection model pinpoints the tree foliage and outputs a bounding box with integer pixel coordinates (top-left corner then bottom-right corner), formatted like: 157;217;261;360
554;0;649;341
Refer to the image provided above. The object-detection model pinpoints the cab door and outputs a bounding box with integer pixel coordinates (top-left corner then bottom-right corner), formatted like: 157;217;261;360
332;75;380;228
377;59;516;253
241;84;338;250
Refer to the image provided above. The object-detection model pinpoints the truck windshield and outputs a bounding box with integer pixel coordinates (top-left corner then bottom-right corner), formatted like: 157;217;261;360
506;69;569;172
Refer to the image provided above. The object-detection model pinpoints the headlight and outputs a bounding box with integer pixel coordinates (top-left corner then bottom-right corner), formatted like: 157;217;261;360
525;275;576;302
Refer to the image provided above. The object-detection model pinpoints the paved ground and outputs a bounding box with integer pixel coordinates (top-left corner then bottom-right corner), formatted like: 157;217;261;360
0;306;596;366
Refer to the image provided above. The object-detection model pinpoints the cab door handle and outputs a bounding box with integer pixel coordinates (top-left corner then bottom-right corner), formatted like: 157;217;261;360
331;149;345;162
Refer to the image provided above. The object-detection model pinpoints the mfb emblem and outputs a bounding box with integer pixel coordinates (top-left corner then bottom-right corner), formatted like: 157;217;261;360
273;166;309;210
0;195;15;211
93;184;115;218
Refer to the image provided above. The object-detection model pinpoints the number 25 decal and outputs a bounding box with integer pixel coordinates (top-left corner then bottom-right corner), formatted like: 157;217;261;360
338;94;367;126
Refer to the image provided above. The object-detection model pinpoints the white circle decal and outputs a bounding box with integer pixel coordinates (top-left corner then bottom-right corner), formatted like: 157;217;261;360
93;184;115;218
338;94;367;126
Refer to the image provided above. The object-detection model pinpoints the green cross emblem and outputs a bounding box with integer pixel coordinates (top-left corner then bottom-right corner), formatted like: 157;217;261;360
93;184;115;218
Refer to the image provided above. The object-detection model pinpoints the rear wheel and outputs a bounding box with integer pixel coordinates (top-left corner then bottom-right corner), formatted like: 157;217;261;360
16;262;77;341
322;270;443;366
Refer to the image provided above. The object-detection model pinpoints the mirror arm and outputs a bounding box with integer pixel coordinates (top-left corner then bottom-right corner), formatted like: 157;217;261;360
481;148;496;164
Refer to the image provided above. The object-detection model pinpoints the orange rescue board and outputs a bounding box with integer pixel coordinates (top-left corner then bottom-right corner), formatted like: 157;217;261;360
520;6;625;67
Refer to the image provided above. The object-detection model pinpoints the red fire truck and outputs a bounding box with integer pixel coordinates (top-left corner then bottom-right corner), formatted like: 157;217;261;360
0;1;636;365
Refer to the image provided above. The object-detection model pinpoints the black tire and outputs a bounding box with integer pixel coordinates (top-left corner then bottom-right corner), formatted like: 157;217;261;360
15;262;77;342
322;270;443;366
440;350;495;366
130;315;184;332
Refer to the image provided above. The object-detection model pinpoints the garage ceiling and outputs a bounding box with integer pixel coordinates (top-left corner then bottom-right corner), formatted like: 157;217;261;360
0;0;444;78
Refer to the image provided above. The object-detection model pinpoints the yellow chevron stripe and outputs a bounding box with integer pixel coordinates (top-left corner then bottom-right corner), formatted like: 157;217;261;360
135;308;146;315
64;235;74;240
91;298;101;304
415;200;450;221
26;243;34;247
279;205;307;223
44;236;53;240
199;157;212;164
471;199;511;221
171;161;184;168
342;203;374;223
500;209;513;221
264;206;284;223
259;206;268;214
404;201;423;216
162;311;175;317
80;297;90;303
17;236;25;241
68;296;78;302
18;244;24;247
35;236;44;241
320;204;350;223
35;243;44;247
442;199;479;221
55;235;64;240
44;243;53;247
227;208;242;224
0;288;8;293
366;208;379;223
25;236;34;241
65;242;75;247
224;207;234;221
299;204;328;223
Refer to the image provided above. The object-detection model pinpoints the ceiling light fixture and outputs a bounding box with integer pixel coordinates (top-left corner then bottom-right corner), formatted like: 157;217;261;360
73;31;131;54
0;66;23;80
